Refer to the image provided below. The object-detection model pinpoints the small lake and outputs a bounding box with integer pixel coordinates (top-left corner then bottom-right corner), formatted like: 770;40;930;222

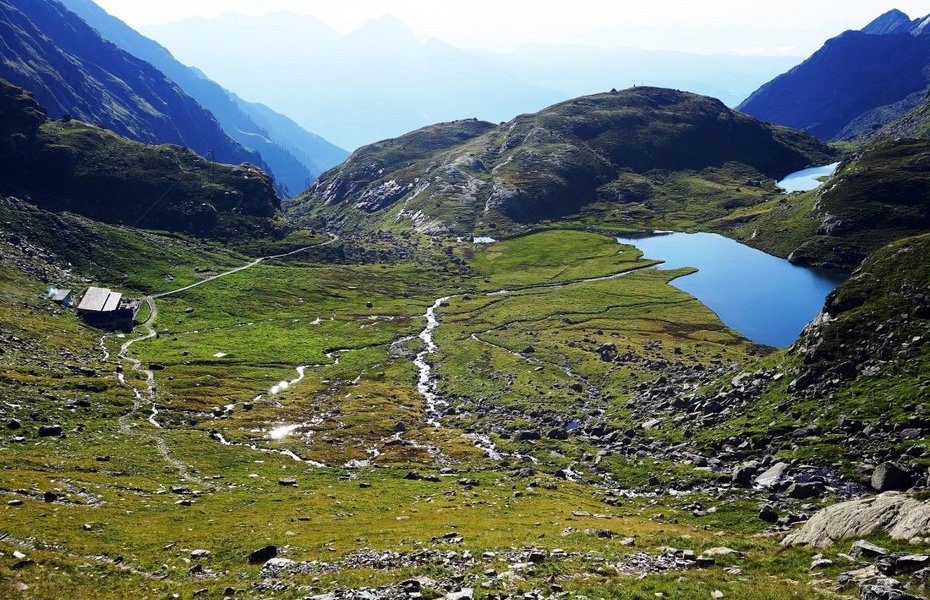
777;162;840;193
616;232;847;348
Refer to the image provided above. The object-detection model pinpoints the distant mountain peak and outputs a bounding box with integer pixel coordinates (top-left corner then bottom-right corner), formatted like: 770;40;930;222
862;9;930;36
351;14;417;41
862;9;913;34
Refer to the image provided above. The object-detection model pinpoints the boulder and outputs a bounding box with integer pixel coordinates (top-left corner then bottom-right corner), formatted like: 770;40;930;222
891;554;930;574
731;461;757;487
871;463;912;492
259;557;296;577
860;584;922;600
247;545;278;565
38;425;62;437
787;481;825;499
759;504;779;523
783;493;930;548
547;428;569;440
755;462;790;488
851;540;888;558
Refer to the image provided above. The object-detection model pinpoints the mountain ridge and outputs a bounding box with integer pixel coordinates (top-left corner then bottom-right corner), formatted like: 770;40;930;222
738;28;930;141
0;0;260;169
56;0;348;195
862;8;930;35
289;87;835;235
0;78;282;239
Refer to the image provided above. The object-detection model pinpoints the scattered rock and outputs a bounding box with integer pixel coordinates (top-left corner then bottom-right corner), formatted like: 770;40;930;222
787;481;825;499
759;505;779;523
851;540;888;559
38;425;62;437
860;584;922;600
247;546;278;565
871;463;912;492
812;557;834;569
755;462;789;488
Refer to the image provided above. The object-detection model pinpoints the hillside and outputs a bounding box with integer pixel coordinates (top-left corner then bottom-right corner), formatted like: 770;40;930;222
0;0;259;169
621;229;930;489
289;87;835;235
0;79;281;239
715;232;930;467
57;0;348;195
738;24;930;141
866;90;930;141
725;137;930;270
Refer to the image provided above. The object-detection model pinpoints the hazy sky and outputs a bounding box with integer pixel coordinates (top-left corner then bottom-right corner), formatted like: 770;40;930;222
94;0;929;55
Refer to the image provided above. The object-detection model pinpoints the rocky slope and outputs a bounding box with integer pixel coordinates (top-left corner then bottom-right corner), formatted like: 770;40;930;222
627;229;930;480
735;137;930;269
289;87;834;235
0;0;259;168
738;14;930;141
866;92;930;141
0;79;281;238
57;0;348;195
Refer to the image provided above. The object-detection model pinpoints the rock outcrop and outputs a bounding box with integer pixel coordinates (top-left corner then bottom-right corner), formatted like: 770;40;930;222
783;493;930;548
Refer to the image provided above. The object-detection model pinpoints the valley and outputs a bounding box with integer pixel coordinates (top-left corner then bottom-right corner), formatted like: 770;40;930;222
2;4;930;599
3;198;929;598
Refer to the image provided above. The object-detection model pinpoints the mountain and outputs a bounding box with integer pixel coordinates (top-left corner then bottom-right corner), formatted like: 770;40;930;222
142;13;804;151
862;8;930;35
55;0;347;195
143;13;564;150
0;79;281;239
482;45;800;109
233;97;349;180
288;87;835;235
0;0;260;169
738;24;930;141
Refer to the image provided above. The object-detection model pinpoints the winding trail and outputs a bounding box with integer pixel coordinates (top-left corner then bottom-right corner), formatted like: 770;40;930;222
152;235;337;300
114;296;210;486
105;237;337;481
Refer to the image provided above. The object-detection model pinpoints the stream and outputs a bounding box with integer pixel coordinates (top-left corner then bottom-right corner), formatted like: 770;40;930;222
411;261;656;460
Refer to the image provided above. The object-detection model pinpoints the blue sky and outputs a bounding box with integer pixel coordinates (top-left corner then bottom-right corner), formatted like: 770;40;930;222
96;0;930;55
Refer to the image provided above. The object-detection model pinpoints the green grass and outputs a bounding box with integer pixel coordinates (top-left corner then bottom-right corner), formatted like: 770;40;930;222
0;220;920;599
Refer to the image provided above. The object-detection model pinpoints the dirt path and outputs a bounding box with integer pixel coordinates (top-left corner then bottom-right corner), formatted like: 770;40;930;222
152;234;337;300
106;236;338;484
